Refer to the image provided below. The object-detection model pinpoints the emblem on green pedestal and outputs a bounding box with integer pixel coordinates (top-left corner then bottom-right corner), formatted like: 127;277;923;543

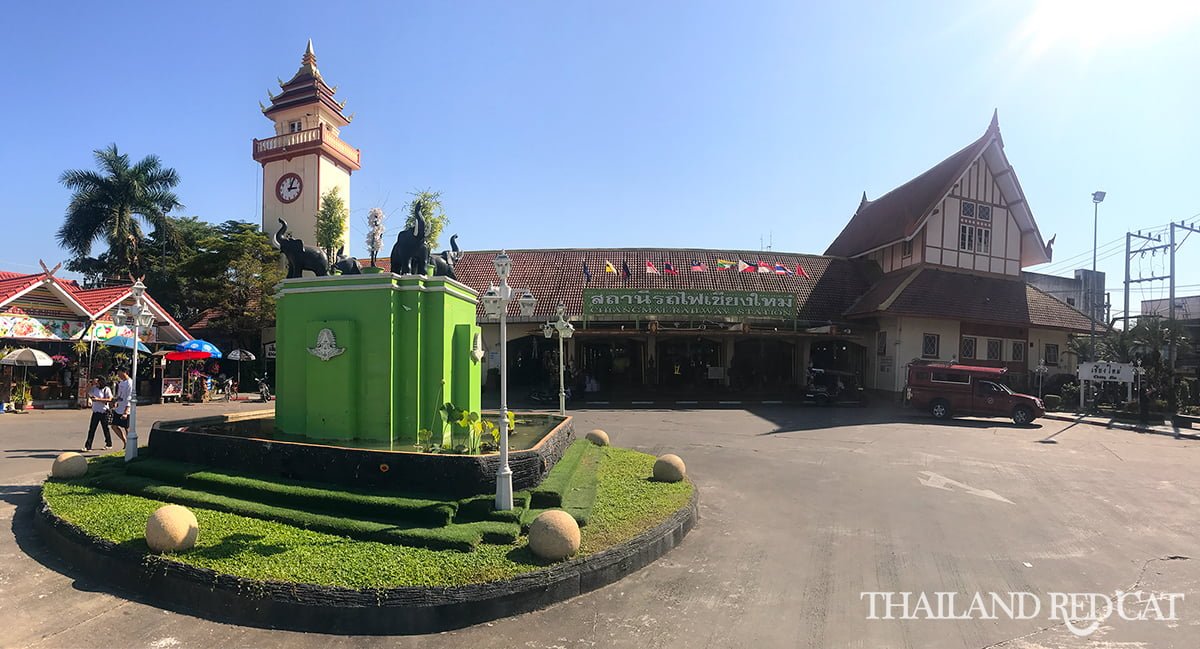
308;328;345;361
471;332;484;363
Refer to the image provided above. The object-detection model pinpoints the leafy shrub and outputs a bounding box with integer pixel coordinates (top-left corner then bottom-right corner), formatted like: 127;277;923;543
1059;383;1079;407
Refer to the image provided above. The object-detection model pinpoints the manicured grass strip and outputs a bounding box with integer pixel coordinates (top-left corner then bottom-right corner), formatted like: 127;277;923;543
560;444;602;526
42;446;693;588
454;492;529;524
85;472;511;552
530;440;590;507
125;458;455;526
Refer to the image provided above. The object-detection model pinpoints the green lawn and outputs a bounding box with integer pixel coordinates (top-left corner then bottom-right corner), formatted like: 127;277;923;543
42;446;693;589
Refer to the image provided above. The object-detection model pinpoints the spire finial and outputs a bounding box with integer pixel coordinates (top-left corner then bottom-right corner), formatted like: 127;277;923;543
989;108;999;131
858;191;869;212
295;39;321;79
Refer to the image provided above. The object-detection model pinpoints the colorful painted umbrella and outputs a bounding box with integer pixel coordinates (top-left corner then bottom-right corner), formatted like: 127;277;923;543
103;335;151;354
176;339;222;359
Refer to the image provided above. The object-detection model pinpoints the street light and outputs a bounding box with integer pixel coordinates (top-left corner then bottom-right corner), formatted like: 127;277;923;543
1090;191;1105;365
542;302;575;416
111;280;155;462
481;251;537;511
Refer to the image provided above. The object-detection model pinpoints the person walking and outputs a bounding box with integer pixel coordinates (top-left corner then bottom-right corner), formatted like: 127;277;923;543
81;377;113;452
110;367;132;448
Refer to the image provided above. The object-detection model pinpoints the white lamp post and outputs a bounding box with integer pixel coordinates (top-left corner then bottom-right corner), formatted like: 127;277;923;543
480;251;537;511
542;302;574;416
1034;359;1048;399
112;280;155;462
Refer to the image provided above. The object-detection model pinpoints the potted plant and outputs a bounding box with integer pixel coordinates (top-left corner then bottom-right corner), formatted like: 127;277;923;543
12;380;31;411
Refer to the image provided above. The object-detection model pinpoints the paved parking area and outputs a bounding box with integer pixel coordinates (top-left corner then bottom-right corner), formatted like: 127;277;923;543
2;404;1199;648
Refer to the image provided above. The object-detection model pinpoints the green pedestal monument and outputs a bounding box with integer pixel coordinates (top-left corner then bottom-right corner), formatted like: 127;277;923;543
274;274;482;447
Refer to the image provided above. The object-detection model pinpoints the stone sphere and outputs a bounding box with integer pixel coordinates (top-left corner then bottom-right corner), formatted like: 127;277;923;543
528;510;581;561
653;454;686;482
585;429;610;446
146;505;199;552
51;452;87;479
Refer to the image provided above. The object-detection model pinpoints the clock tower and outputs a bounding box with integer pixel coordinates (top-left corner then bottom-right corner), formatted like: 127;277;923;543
254;40;360;251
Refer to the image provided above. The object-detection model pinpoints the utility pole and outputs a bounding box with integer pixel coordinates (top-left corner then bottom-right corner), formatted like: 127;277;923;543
1123;231;1169;330
1166;221;1200;413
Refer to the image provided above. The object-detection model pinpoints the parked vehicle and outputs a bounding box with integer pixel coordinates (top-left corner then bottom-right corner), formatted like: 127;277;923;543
254;375;273;402
905;363;1044;425
804;368;868;406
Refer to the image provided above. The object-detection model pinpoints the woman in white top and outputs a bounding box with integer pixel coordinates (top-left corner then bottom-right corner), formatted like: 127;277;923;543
82;377;113;452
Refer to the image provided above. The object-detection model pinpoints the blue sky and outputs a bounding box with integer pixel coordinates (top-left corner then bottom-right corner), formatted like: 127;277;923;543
3;0;1199;317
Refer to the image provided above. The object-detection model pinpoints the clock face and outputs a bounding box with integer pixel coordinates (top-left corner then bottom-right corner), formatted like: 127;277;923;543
276;173;303;204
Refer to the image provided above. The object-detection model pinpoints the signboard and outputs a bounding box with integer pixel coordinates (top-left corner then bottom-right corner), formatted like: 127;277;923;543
583;289;796;318
264;342;277;359
0;315;156;342
1078;361;1135;383
879;356;894;373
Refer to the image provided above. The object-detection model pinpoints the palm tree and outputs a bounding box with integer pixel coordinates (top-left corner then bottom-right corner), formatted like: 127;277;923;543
57;144;182;279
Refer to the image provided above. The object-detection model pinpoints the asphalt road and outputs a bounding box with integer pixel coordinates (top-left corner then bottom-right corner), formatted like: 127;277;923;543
2;402;1199;648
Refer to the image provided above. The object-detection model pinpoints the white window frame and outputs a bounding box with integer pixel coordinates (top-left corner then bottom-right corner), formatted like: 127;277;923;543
288;120;304;133
1010;340;1026;363
959;224;975;251
961;336;977;359
986;338;1002;361
1045;343;1060;366
922;333;940;358
978;204;992;221
977;227;991;255
901;240;913;258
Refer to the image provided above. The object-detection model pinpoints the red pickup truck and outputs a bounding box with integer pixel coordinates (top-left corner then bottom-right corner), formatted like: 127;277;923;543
906;363;1045;425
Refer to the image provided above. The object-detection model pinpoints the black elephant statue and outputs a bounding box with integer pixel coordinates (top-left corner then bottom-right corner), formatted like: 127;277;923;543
273;219;329;279
431;234;461;280
389;211;429;275
330;246;362;275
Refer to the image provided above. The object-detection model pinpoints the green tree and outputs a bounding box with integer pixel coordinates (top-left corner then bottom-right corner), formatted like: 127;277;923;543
315;186;348;262
57;144;182;280
404;190;449;250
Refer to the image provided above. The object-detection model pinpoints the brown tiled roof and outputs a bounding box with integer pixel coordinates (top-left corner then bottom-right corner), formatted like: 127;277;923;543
844;266;1096;332
370;249;876;324
824;119;996;257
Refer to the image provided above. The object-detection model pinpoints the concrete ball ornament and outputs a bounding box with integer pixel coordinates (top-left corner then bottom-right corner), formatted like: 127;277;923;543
146;504;199;552
51;452;88;479
585;429;610;446
653;454;686;482
528;510;581;561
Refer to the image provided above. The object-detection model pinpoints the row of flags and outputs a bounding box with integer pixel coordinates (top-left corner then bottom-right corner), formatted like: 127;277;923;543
582;259;810;282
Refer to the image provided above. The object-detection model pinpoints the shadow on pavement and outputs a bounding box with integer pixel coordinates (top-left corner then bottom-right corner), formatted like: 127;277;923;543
747;405;1043;435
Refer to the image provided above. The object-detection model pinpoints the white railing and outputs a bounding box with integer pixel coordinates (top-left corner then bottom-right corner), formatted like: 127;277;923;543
253;127;361;166
255;127;321;154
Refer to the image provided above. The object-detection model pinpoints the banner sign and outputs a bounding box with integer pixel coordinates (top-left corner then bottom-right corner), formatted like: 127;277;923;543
0;315;156;343
1078;361;1135;383
583;289;796;318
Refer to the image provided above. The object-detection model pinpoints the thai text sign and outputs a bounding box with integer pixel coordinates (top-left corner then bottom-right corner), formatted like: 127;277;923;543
583;289;796;318
1078;361;1135;383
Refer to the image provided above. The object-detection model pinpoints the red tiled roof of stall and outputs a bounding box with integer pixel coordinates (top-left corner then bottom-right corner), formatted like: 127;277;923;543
372;249;876;323
844;266;1095;332
824;119;996;258
0;274;41;304
69;286;132;313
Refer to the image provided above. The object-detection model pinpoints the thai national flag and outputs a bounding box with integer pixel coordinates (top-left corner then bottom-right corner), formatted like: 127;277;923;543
774;263;792;275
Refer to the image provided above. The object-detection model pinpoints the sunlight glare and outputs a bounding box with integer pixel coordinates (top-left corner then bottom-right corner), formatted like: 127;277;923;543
1015;0;1200;58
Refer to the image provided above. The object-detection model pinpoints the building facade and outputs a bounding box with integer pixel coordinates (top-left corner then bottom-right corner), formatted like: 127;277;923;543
1024;269;1106;324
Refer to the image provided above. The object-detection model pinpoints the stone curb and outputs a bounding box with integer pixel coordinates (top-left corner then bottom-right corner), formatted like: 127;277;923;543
1041;412;1199;437
33;486;699;635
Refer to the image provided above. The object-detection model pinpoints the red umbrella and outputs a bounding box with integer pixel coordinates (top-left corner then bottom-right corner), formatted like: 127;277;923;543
165;350;216;401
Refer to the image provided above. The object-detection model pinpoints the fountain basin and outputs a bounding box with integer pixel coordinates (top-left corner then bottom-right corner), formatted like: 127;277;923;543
148;410;575;499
